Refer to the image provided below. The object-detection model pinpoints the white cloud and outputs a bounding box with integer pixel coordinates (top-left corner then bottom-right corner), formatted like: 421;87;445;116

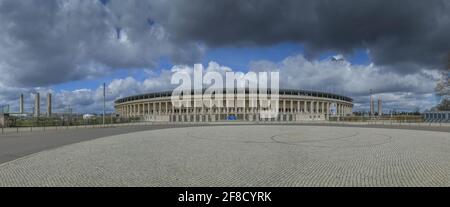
249;54;440;111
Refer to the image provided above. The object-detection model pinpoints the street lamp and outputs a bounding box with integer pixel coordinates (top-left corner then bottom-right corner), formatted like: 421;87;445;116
103;82;106;126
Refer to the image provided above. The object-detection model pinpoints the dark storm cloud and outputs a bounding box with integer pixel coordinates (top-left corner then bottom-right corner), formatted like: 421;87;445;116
1;0;448;88
151;0;450;70
0;0;204;87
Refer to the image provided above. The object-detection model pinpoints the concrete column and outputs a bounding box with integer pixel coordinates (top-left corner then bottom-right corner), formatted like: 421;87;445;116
316;101;319;114
310;101;313;114
34;93;40;117
290;100;293;113
201;104;205;122
336;103;339;116
165;102;168;115
321;102;325;114
172;102;175;116
131;104;134;117
47;93;52;117
243;99;247;121
209;101;213;122
144;102;147;115
19;94;24;114
303;101;307;113
143;103;147;115
234;96;237;117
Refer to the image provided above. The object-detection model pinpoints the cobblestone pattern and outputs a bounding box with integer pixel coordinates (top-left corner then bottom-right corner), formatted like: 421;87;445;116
0;125;448;187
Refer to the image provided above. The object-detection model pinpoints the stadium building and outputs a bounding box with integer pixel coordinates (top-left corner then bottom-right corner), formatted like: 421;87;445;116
114;89;353;122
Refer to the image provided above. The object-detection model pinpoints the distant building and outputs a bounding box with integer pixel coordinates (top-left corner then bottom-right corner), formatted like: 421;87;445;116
378;97;382;116
83;114;96;120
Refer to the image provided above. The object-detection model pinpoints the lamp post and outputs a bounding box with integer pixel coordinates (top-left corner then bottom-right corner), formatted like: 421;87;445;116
103;82;106;126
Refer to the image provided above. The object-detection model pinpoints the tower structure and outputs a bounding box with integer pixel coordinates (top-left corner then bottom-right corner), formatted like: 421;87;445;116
378;97;382;116
34;93;40;117
370;89;374;116
47;93;52;117
19;94;24;114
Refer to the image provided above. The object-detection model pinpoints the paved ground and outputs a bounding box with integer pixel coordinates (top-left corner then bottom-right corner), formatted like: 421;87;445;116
0;124;196;164
1;122;448;166
0;125;448;187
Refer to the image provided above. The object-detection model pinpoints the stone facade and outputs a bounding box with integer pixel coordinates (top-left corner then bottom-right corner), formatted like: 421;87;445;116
114;89;353;122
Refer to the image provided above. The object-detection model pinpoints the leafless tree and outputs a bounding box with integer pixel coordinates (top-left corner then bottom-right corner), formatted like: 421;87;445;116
434;54;450;111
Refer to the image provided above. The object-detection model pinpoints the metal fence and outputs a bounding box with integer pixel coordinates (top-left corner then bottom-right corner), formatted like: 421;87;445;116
1;120;449;136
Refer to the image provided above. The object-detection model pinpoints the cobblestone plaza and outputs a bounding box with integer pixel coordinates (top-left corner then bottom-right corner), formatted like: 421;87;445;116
0;125;448;187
